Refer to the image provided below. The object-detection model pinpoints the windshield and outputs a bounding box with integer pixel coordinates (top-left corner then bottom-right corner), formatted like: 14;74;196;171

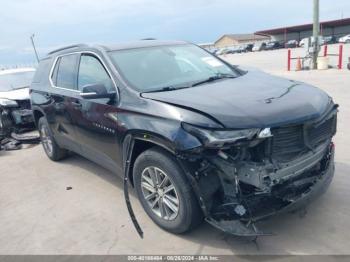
109;44;239;92
0;71;35;92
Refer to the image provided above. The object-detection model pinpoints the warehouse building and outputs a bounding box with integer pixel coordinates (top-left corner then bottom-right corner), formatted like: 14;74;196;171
255;17;350;42
214;34;270;48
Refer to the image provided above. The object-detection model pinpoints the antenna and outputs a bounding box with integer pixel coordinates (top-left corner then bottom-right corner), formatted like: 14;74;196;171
30;34;40;63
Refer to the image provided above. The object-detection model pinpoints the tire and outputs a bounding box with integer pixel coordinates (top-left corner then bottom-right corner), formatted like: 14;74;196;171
133;147;203;234
38;117;68;161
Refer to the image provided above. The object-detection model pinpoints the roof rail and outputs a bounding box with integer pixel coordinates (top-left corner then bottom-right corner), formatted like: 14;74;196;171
48;44;88;55
141;38;157;40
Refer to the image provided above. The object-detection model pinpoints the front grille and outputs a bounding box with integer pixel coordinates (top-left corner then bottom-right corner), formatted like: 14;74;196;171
308;116;336;145
272;125;305;157
271;114;336;161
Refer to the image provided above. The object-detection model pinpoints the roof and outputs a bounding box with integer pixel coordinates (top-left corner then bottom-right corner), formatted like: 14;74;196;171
256;17;350;36
0;68;36;75
46;40;189;57
100;40;188;51
215;34;269;44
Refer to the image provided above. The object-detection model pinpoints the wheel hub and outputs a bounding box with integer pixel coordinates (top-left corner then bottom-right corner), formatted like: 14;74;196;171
140;166;179;221
157;189;164;197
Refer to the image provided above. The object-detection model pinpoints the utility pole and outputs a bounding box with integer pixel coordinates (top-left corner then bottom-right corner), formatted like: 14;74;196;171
312;0;320;69
30;34;39;63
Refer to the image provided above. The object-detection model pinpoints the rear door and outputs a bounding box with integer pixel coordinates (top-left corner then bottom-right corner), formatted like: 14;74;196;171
71;53;121;172
48;53;82;153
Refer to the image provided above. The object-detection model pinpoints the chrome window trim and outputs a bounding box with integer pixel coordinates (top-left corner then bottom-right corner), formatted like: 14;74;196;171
48;51;119;97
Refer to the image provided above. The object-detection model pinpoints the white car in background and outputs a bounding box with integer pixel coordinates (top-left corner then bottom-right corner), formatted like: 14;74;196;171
299;36;325;47
0;68;36;139
339;34;350;43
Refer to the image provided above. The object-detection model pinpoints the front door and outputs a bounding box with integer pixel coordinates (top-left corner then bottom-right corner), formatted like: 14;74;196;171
72;53;121;173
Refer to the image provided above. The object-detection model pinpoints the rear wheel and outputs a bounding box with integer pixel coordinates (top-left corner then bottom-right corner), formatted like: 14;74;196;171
133;147;203;234
38;117;68;161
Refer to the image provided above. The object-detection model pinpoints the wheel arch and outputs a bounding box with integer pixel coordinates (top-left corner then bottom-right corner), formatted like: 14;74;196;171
122;132;178;187
32;107;46;127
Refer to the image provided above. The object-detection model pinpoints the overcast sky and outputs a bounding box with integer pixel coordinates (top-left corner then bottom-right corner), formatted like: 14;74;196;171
1;0;349;65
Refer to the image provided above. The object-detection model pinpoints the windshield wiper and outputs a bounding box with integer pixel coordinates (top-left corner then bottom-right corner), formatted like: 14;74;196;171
142;73;236;93
191;73;236;87
143;85;190;93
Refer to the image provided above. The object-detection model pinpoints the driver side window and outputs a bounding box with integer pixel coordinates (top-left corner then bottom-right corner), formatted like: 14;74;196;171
78;54;114;92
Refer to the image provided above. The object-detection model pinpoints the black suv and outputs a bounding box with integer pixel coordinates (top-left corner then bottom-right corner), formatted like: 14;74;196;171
31;40;337;237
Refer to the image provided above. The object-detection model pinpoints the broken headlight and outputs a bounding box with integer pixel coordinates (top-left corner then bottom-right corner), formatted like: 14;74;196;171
182;122;259;148
0;98;18;108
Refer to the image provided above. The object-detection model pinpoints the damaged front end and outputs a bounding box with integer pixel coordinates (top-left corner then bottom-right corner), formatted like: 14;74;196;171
178;105;337;237
0;99;38;150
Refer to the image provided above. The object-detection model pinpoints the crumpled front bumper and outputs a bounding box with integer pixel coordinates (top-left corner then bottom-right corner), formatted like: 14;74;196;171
206;144;335;236
253;145;335;221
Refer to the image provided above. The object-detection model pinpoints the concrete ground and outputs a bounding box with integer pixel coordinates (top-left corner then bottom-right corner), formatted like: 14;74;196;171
1;44;350;255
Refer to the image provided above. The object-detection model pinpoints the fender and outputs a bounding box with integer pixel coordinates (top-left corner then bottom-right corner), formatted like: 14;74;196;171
31;106;47;126
122;131;176;168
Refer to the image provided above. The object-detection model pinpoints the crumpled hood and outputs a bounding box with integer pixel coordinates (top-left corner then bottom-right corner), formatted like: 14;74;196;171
141;71;330;128
0;88;30;101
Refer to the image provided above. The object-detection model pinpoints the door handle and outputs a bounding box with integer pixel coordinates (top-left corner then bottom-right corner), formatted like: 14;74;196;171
71;101;82;109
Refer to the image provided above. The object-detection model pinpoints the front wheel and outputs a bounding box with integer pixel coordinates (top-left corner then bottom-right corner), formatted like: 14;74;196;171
133;147;203;234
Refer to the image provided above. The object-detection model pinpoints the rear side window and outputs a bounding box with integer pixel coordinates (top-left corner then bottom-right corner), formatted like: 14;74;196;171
55;54;79;90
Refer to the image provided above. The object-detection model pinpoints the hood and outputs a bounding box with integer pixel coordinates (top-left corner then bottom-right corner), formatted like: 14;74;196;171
0;88;30;101
141;71;330;128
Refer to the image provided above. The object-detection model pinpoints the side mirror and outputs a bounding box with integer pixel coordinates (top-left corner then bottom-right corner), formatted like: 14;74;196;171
80;83;116;99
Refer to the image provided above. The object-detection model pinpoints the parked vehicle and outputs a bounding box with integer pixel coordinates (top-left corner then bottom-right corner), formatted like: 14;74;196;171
323;36;337;45
299;36;325;47
31;41;337;237
238;44;253;53
0;68;36;140
215;48;228;55
285;39;299;48
226;46;240;54
265;41;282;50
209;48;218;55
299;38;308;47
339;34;350;43
252;42;266;51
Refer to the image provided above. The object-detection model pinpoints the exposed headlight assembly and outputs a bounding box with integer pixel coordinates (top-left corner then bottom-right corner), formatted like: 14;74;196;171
0;98;18;107
182;122;260;148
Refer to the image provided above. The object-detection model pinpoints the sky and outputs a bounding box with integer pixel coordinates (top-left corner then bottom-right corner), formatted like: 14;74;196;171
0;0;349;66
